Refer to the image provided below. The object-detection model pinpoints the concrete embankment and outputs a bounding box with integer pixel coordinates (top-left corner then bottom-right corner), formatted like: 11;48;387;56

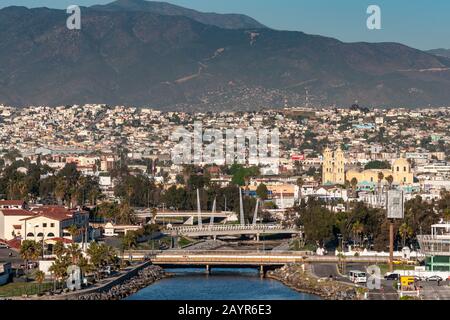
267;264;365;300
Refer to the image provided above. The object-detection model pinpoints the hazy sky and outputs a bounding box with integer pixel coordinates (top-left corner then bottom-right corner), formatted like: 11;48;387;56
1;0;448;50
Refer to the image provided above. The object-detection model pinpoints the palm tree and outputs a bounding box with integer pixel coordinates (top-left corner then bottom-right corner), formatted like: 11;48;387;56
53;240;66;257
377;171;384;190
385;175;394;190
443;207;450;223
117;202;136;225
296;177;304;200
17;180;29;200
86;242;118;279
49;255;71;288
55;178;67;205
151;208;157;224
350;178;358;196
20;240;42;277
122;231;138;261
66;243;82;264
35;270;45;285
351;221;364;247
66;225;79;241
77;256;93;280
399;223;413;248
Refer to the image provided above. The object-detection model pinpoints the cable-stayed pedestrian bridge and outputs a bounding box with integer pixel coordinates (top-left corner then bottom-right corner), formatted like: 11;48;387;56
135;210;234;220
170;224;301;240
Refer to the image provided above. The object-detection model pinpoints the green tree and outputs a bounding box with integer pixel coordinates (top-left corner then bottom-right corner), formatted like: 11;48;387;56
121;231;138;252
35;270;45;284
256;183;269;200
49;254;71;283
296;199;335;245
66;243;83;264
20;240;42;275
385;175;394;189
86;243;117;279
350;178;358;195
53;240;66;257
399;223;413;248
364;160;391;170
67;225;79;240
351;221;364;247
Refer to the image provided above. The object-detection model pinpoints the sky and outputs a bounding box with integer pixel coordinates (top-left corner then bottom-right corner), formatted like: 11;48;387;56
0;0;449;50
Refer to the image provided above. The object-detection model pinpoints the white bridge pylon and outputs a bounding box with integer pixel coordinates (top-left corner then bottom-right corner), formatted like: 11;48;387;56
195;188;261;227
197;189;202;227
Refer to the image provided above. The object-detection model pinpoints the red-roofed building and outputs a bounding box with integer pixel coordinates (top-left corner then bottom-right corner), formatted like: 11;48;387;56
21;206;89;243
0;203;89;243
0;209;36;241
0;200;27;210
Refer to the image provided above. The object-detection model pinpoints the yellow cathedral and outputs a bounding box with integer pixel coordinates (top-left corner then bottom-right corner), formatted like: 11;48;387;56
322;147;345;185
346;158;413;186
322;147;414;186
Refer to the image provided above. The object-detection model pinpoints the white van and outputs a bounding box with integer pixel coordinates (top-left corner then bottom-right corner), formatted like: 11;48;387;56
348;270;367;284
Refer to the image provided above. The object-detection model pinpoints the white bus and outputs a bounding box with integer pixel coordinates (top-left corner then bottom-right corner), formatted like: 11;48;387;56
348;270;367;284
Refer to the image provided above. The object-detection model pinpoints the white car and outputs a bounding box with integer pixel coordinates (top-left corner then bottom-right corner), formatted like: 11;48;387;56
0;243;10;249
426;275;443;282
349;270;367;284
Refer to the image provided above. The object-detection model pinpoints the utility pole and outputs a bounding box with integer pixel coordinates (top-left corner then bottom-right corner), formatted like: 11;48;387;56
386;190;404;273
389;219;394;273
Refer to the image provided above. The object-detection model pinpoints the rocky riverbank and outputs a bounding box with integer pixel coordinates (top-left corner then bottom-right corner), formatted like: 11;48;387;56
267;264;365;300
79;265;165;300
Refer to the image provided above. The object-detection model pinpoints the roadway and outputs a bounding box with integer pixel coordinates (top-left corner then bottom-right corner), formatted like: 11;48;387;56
419;281;450;300
310;262;400;300
148;250;389;267
311;263;350;283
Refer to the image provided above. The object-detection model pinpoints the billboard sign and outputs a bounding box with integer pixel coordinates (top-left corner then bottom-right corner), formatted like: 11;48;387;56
291;154;305;161
386;190;404;219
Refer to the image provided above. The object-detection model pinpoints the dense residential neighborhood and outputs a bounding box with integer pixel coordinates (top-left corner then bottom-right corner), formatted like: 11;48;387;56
0;103;449;300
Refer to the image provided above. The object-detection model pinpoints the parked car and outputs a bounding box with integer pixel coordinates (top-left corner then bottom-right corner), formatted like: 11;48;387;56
384;273;400;281
413;276;423;282
426;275;443;282
348;270;367;284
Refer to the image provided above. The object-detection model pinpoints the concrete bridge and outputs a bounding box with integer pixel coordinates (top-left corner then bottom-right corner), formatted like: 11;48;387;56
147;250;390;275
118;250;389;275
170;224;301;241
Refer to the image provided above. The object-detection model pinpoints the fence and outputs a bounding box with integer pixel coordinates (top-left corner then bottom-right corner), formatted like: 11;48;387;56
0;282;57;298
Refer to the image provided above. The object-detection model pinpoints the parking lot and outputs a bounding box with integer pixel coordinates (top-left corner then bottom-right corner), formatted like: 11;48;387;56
418;280;450;300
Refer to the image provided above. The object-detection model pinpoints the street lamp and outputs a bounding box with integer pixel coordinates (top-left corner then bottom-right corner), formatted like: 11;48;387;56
41;225;46;258
337;233;343;252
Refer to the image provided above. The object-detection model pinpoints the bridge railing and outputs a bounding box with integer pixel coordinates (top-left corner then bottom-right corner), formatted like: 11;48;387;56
172;224;299;233
151;254;306;264
158;250;313;256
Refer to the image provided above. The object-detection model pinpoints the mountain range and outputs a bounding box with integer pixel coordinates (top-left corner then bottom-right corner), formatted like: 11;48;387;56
91;0;266;29
1;0;450;110
427;48;450;59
